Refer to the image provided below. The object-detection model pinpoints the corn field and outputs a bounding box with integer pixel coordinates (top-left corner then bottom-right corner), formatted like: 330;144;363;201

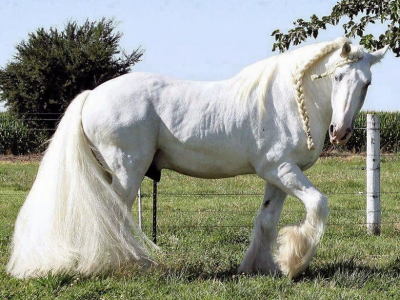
0;113;49;155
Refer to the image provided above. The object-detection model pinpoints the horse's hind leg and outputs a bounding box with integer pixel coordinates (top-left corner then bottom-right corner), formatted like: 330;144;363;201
97;144;155;211
239;183;286;275
89;144;159;268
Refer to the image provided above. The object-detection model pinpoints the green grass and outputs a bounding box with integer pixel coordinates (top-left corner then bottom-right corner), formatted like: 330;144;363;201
1;155;400;299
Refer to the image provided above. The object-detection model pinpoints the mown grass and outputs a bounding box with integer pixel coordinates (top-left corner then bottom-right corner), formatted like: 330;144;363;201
1;155;400;299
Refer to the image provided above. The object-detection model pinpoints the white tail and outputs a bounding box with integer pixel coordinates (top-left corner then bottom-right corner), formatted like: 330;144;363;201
7;91;155;278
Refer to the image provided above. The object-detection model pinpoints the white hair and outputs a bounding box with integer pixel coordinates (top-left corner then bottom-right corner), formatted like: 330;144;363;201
291;37;367;150
232;56;278;112
233;37;366;150
7;92;157;278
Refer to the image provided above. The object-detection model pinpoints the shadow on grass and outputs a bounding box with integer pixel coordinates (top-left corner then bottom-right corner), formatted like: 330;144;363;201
155;258;287;283
6;256;398;294
157;262;241;282
295;256;400;286
158;256;400;284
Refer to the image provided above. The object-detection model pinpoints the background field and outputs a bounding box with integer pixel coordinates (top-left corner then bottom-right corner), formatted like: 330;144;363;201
1;155;400;299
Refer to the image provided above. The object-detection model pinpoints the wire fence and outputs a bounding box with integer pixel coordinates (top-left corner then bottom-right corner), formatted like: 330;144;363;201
3;186;399;247
1;116;400;247
137;188;400;224
132;120;400;244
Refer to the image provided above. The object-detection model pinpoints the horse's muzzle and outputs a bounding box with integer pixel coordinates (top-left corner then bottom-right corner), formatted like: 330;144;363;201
329;124;352;145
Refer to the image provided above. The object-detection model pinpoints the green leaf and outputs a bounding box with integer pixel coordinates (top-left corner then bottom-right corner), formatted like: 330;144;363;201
270;0;400;55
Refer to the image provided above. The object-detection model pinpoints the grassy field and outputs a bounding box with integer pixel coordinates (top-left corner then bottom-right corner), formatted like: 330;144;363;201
1;155;400;299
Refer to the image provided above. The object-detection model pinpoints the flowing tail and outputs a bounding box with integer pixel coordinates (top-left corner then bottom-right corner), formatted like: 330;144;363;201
7;91;155;278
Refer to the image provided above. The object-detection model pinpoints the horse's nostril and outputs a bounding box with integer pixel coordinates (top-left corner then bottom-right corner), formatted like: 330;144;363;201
329;124;334;135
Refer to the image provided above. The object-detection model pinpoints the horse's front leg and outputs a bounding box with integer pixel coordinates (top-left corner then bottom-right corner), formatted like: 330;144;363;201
262;162;329;279
239;183;286;275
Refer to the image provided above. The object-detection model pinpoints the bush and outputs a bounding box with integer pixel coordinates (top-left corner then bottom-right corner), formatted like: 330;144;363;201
0;18;143;130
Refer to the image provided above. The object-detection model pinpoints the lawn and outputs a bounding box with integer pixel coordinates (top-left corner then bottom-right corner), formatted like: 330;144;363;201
0;155;400;299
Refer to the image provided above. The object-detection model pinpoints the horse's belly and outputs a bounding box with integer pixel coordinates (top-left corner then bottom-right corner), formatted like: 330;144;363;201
155;147;254;179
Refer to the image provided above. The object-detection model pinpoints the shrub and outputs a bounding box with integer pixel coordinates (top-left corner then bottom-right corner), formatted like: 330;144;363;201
0;18;143;130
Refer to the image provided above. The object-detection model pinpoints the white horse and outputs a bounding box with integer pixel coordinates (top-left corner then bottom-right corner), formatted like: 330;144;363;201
7;38;388;279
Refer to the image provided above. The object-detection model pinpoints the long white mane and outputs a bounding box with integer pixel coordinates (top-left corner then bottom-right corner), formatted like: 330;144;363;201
233;57;278;111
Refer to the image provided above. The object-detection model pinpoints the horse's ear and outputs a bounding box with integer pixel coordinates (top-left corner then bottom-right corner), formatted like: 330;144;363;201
340;42;351;58
368;45;390;65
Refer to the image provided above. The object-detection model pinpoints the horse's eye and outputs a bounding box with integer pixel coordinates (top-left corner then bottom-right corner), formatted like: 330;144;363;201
334;74;343;82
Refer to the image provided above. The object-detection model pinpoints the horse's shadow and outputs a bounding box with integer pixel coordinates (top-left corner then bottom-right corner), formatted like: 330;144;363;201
294;257;400;284
163;256;400;284
22;256;400;295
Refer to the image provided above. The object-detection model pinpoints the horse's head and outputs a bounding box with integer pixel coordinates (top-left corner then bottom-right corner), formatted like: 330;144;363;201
328;42;389;145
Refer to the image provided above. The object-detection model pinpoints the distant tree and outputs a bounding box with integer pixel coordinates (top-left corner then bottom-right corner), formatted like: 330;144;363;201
0;18;143;129
271;0;399;56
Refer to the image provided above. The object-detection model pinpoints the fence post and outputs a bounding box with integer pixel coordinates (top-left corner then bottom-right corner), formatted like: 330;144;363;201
366;114;381;235
137;186;142;230
152;180;158;244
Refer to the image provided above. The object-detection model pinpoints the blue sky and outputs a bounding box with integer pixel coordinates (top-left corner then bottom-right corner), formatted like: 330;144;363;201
0;0;398;111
